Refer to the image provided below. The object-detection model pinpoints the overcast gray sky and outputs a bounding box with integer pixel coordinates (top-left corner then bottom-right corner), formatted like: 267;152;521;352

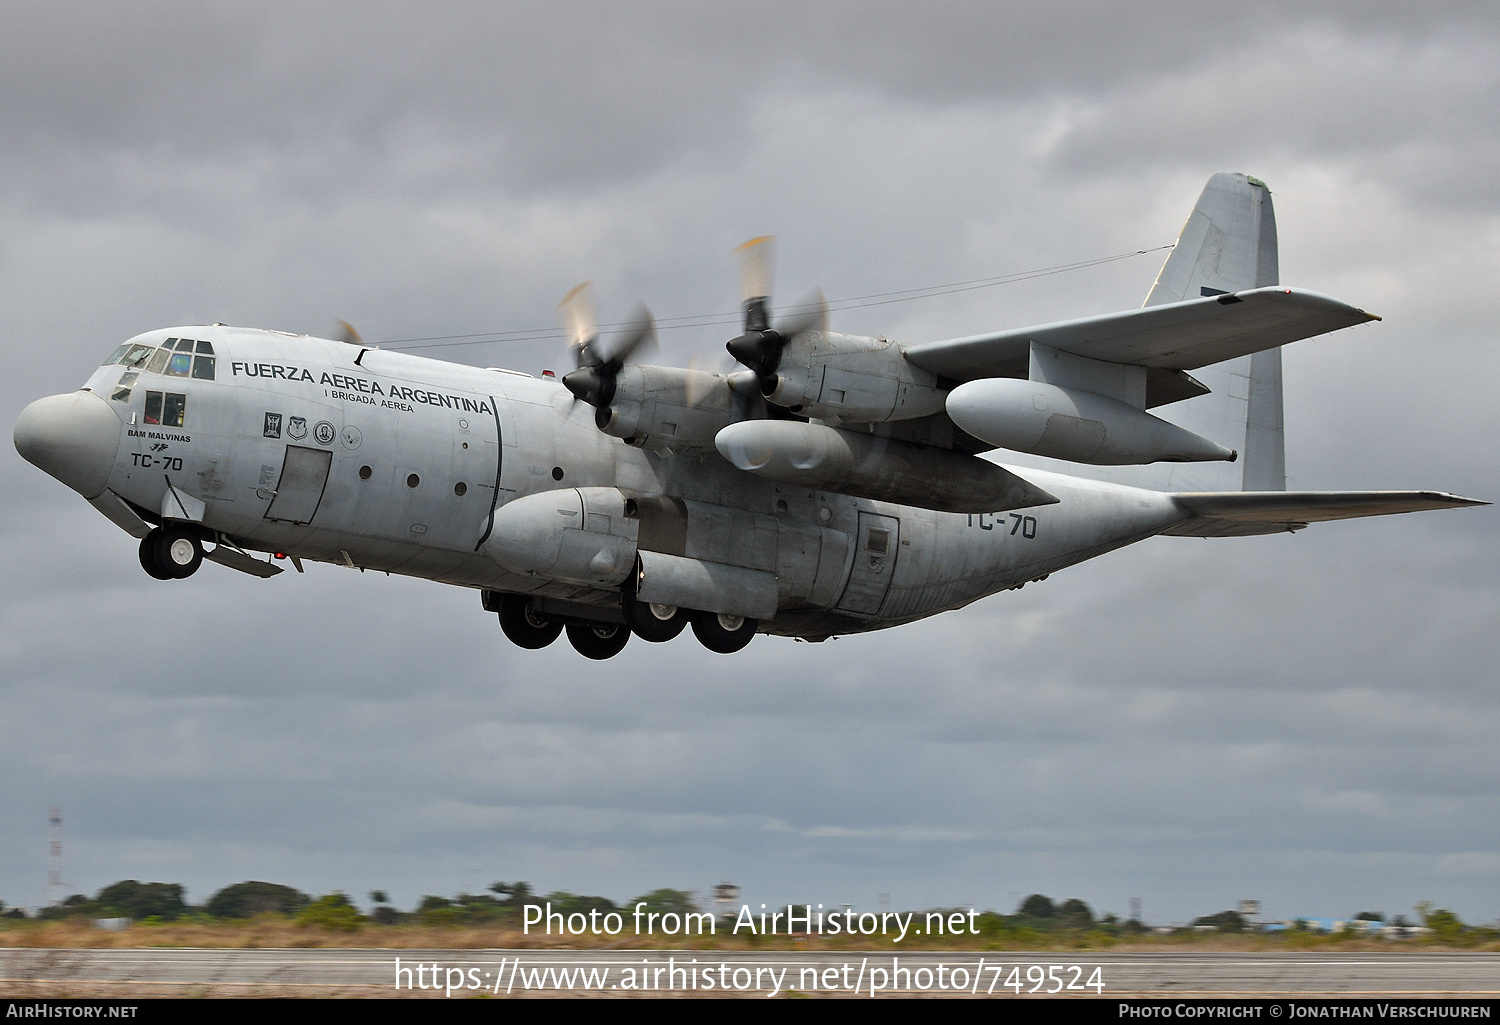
2;2;1497;926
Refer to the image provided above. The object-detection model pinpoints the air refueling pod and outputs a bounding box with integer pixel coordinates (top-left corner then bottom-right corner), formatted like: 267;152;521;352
715;419;1056;513
945;378;1237;465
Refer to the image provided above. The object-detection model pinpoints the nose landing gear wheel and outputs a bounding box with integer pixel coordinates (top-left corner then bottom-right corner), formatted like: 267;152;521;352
139;531;172;580
565;621;631;660
496;594;565;649
689;611;758;654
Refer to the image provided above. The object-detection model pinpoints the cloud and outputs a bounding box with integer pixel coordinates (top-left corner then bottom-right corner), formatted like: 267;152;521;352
2;3;1496;923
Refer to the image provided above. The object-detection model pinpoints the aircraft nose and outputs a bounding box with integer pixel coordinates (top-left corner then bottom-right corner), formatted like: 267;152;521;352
14;390;123;499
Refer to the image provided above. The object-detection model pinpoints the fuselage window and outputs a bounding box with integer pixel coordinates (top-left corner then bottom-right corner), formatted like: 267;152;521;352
166;352;193;377
146;347;172;374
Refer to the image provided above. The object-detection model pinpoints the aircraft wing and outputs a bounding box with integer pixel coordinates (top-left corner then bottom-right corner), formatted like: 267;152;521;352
1164;491;1488;537
903;287;1378;390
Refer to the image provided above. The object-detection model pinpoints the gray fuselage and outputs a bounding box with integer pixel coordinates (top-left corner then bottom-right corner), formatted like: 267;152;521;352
75;325;1187;639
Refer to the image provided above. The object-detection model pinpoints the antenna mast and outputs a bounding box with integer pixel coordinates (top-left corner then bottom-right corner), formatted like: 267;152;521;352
47;806;63;907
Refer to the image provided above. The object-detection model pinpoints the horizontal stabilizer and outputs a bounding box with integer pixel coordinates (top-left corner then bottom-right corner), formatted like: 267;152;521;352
904;287;1377;390
1165;490;1488;537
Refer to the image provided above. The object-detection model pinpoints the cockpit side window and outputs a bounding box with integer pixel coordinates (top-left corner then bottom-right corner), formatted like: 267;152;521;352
111;370;139;403
161;392;186;427
191;340;215;380
142;390;187;428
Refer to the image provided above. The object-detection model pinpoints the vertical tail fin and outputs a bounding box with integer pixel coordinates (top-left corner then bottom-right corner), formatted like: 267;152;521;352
1051;173;1285;492
1143;172;1284;493
1145;171;1279;306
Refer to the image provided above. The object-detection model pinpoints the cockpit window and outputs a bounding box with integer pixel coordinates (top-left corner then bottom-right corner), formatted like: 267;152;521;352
142;390;186;427
119;344;154;368
161;392;186;427
111;370;138;403
191;341;215;379
106;338;216;382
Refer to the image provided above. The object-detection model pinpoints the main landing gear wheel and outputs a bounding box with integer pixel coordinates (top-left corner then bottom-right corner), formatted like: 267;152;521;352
497;594;565;649
690;611;758;654
139;526;203;580
621;587;688;643
565;621;631;660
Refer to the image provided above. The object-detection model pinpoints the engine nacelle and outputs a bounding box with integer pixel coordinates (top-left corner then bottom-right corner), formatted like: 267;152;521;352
483;487;637;586
595;365;746;452
765;332;947;423
945;379;1236;465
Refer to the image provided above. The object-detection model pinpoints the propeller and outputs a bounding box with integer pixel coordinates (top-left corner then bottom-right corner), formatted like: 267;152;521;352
725;236;826;396
556;283;656;431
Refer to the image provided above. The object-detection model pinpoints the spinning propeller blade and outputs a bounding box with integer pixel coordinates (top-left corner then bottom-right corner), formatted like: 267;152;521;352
558;294;656;431
725;236;826;395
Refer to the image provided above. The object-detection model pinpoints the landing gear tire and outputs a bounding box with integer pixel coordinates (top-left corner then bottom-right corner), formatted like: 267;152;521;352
140;526;202;580
566;621;631;660
497;594;564;649
139;532;171;580
622;589;688;643
690;611;758;654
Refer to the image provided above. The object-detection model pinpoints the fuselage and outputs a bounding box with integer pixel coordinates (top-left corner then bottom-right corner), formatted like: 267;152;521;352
22;325;1190;641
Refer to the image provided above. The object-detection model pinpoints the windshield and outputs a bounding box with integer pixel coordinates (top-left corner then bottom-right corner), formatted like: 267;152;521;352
105;337;216;405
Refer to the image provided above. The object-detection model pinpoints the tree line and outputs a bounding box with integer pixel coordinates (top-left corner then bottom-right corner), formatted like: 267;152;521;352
1;883;1488;943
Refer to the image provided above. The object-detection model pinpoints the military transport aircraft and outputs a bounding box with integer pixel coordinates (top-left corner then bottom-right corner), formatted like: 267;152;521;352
14;173;1485;659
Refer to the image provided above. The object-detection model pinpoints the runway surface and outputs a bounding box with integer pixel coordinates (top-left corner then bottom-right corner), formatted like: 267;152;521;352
4;948;1499;998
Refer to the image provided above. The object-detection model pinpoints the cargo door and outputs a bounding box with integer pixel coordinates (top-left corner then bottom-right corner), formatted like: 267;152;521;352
836;511;900;615
264;445;333;524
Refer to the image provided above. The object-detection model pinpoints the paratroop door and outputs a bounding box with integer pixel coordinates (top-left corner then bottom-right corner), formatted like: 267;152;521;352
836;512;900;615
264;445;332;524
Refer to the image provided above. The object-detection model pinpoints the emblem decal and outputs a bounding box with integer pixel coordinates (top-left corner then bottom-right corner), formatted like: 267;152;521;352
263;412;282;438
287;416;308;440
313;421;337;446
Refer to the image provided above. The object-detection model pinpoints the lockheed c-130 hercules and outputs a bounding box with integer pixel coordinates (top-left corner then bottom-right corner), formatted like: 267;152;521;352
13;173;1485;659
